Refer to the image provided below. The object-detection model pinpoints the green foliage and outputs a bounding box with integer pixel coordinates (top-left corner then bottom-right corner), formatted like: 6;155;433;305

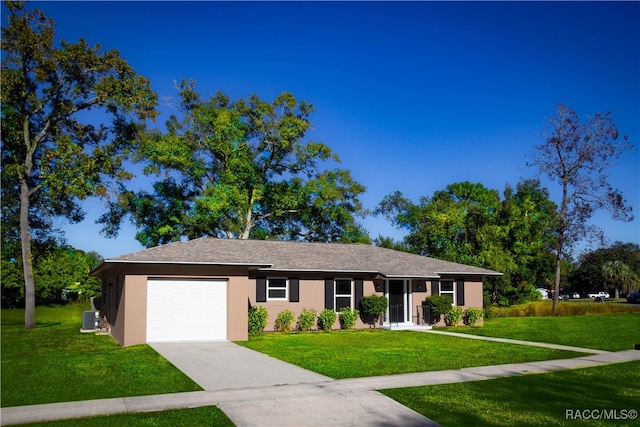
317;308;337;331
463;307;484;326
1;258;24;308
569;243;640;297
100;80;368;246
444;306;463;326
1;2;158;328
274;309;295;332
570;243;640;298
359;294;388;327
248;305;268;334
424;295;453;323
377;180;558;307
338;307;359;329
296;308;317;332
1;245;102;308
602;260;639;297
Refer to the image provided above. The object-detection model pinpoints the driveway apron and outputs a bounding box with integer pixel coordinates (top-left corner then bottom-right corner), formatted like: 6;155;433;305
148;341;437;426
149;341;331;391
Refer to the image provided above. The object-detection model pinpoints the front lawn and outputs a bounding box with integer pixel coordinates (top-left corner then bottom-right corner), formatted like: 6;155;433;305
444;313;640;351
237;329;582;379
17;406;234;427
1;305;202;408
382;360;640;427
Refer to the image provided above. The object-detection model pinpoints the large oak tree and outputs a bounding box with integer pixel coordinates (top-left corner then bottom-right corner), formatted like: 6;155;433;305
1;2;158;328
99;80;368;245
376;180;557;305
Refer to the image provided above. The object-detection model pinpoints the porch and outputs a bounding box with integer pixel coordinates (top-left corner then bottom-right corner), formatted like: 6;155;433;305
382;303;433;330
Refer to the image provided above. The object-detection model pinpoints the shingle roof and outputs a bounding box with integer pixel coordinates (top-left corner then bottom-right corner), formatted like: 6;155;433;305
96;237;501;278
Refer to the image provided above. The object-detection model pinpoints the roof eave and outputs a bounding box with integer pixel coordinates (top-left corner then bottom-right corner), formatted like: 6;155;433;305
91;260;272;276
435;271;503;276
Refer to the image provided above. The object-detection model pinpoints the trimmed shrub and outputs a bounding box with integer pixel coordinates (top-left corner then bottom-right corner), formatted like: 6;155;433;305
424;295;453;324
463;307;484;326
248;305;268;334
444;306;463;326
359;294;388;327
317;308;337;331
296;308;317;332
339;307;359;329
275;309;295;332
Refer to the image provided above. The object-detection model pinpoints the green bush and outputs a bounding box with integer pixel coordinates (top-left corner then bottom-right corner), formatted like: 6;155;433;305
296;308;317;331
444;306;463;326
275;309;295;332
317;308;337;331
359;294;388;327
339;307;359;329
424;295;453;324
463;307;484;326
248;305;268;334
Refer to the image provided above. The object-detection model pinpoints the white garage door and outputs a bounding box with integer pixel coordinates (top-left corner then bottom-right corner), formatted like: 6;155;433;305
147;279;227;342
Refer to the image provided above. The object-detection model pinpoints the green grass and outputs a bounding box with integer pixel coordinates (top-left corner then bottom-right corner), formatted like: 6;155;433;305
18;406;235;427
444;313;640;351
381;361;640;427
1;304;202;408
237;329;583;379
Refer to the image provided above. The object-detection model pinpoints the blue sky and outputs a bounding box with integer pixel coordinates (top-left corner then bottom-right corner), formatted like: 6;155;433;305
16;1;640;258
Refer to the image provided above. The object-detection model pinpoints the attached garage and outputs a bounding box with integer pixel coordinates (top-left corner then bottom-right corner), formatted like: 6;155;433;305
146;278;228;342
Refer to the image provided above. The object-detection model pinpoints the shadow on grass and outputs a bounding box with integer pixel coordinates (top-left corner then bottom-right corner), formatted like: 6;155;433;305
36;322;62;328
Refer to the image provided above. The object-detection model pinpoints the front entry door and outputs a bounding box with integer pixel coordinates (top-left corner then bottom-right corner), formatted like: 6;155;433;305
389;280;404;323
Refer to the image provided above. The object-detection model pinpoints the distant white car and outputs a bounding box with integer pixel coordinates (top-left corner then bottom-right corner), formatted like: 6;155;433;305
572;293;580;299
588;291;610;299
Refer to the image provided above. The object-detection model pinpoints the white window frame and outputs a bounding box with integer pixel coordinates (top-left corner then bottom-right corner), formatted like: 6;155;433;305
267;277;288;301
439;280;456;306
334;278;354;311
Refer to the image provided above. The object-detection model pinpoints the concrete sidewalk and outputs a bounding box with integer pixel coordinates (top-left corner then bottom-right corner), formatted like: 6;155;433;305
419;329;612;354
2;348;639;426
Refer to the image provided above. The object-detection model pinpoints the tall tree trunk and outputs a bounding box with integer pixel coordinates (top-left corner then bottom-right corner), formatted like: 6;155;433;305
552;243;562;316
20;178;36;329
240;189;256;240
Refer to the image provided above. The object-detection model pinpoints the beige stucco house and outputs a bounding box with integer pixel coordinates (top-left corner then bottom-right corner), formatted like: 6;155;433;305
91;238;501;346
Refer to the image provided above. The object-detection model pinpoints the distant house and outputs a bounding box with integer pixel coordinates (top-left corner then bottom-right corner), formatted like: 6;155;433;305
91;238;501;346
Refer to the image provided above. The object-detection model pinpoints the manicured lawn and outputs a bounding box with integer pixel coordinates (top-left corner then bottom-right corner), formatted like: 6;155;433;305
1;304;202;408
444;313;640;351
382;360;640;427
18;406;235;427
238;329;582;379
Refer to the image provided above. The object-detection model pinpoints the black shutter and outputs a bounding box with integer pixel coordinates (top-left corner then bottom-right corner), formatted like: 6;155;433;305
456;280;465;306
325;278;334;309
355;278;364;309
256;278;266;302
431;280;440;296
289;278;299;302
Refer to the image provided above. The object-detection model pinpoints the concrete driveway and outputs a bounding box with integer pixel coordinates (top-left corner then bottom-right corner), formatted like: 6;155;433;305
148;341;436;426
149;341;332;391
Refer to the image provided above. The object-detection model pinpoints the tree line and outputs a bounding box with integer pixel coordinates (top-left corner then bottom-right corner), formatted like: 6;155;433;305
1;2;635;323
